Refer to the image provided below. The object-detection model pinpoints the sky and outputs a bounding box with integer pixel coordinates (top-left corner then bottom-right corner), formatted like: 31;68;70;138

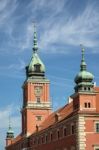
0;0;99;149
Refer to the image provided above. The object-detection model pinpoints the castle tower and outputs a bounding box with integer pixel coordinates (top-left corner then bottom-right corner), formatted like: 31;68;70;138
74;45;94;93
72;46;96;112
6;119;14;146
21;27;52;136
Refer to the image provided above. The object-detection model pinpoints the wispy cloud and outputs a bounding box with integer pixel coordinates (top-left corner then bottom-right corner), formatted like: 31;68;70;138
0;0;99;55
39;1;99;53
0;0;18;25
0;104;21;128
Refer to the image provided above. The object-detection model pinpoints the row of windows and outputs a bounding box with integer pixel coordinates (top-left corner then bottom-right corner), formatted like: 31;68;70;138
74;102;91;110
32;122;99;145
11;122;99;150
31;124;75;146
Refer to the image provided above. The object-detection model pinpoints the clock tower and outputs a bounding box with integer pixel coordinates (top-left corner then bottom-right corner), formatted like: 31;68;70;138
21;28;52;136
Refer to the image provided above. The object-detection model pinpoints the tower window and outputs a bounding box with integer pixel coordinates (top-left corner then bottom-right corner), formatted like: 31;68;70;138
96;123;99;133
84;102;91;108
37;97;40;103
88;87;90;91
88;102;91;108
36;116;42;121
34;64;41;72
84;103;87;108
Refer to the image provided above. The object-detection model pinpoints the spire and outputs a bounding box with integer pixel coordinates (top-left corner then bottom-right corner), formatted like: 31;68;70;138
80;44;86;71
26;24;45;78
6;116;14;139
33;23;38;53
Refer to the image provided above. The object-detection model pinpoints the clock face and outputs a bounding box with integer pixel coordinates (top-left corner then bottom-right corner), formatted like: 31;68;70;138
34;86;42;96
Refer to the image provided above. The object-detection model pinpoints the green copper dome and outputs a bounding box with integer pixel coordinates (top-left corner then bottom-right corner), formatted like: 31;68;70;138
26;27;45;78
28;52;45;74
74;46;94;92
75;70;94;84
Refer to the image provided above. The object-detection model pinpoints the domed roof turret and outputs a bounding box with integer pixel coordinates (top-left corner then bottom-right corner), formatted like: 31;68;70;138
74;45;94;92
6;118;14;139
26;26;45;78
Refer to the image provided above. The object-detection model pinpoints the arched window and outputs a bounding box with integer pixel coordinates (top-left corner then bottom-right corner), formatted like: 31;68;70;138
84;102;87;108
88;102;91;108
64;127;67;137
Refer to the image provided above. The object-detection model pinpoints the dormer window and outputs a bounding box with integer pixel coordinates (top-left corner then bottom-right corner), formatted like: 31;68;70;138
34;64;41;72
55;113;60;122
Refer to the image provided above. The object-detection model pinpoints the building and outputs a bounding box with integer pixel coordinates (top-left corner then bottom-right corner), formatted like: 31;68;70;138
5;29;99;150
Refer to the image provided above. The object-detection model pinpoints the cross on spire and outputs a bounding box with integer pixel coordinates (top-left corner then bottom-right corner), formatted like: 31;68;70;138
80;44;86;71
33;22;38;53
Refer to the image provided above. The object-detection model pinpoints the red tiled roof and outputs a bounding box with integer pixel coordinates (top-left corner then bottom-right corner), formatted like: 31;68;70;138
40;101;73;131
12;134;22;144
94;86;99;92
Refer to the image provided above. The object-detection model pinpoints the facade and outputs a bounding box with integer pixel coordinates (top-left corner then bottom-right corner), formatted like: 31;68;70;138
5;29;99;150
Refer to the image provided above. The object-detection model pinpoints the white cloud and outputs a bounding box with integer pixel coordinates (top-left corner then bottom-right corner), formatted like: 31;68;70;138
0;105;21;128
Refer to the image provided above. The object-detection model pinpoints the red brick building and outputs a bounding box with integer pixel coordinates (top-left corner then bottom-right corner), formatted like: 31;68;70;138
5;30;99;150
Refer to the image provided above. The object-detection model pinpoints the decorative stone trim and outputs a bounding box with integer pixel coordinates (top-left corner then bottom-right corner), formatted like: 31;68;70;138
76;115;86;150
26;101;52;109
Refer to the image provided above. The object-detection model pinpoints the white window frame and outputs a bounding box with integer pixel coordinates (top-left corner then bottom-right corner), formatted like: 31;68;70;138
94;121;99;133
94;145;99;150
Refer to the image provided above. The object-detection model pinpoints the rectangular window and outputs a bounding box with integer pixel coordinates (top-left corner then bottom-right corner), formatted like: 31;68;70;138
71;125;75;134
94;147;99;150
96;123;99;133
36;116;42;121
88;102;91;108
45;135;48;143
37;97;40;103
50;133;53;141
41;137;44;144
84;102;87;108
57;130;60;139
64;128;67;136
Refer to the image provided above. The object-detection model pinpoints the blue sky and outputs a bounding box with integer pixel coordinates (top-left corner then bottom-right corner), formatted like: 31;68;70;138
0;0;99;149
